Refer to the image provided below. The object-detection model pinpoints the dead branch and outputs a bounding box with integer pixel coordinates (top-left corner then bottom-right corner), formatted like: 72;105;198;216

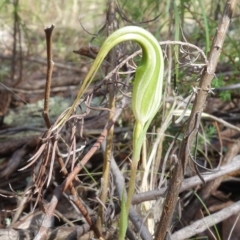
131;154;240;205
171;200;240;240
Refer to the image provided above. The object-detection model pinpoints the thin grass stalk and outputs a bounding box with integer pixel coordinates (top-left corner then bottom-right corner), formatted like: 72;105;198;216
11;0;18;83
173;0;180;89
194;192;221;240
97;0;117;232
198;0;210;53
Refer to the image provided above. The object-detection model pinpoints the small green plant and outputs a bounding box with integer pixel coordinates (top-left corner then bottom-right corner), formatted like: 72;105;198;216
54;25;164;239
212;76;232;101
219;91;231;101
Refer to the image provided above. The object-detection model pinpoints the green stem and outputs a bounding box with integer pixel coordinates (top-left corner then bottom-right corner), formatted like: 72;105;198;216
125;121;143;214
125;155;139;213
119;121;144;240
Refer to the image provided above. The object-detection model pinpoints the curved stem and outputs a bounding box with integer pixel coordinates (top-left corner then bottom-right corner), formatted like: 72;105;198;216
53;26;164;130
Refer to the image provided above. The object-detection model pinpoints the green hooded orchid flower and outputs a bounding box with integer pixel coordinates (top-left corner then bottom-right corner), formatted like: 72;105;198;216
54;26;164;239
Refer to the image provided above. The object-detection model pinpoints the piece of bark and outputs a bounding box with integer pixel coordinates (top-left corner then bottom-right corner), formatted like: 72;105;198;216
0;90;12;125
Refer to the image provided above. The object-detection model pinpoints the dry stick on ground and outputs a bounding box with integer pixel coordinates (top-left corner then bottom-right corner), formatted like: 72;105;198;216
171;200;240;240
132;154;240;205
33;97;130;240
178;139;240;228
155;1;237;239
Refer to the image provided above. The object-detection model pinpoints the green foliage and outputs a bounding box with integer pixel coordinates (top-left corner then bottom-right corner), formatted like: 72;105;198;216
199;125;216;149
219;91;231;101
205;125;216;137
120;0;161;22
212;76;224;88
197;0;210;53
212;75;233;101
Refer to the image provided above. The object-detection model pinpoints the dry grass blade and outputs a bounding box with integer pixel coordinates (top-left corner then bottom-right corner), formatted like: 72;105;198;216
18;143;47;171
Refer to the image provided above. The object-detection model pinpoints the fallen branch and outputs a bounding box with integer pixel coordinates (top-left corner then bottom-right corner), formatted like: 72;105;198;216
171;200;240;240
